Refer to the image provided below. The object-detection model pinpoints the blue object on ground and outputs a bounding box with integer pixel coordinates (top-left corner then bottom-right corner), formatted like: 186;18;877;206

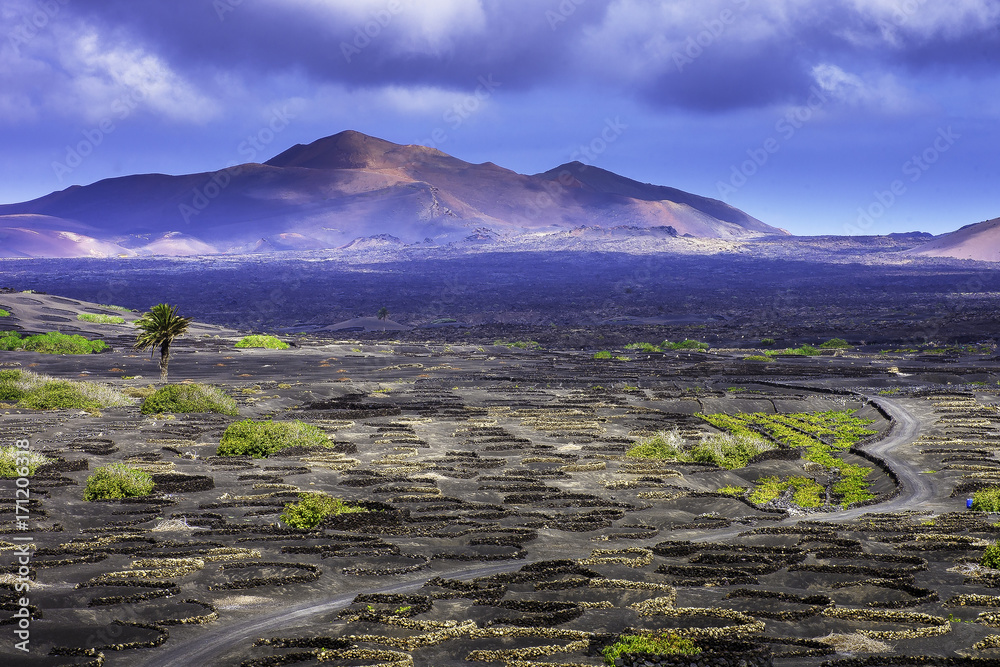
968;498;974;509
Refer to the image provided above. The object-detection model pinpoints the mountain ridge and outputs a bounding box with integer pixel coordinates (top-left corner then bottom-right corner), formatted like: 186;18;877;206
0;130;784;258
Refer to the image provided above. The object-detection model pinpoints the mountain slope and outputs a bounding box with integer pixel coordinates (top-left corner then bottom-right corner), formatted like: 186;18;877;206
908;217;1000;261
0;130;784;257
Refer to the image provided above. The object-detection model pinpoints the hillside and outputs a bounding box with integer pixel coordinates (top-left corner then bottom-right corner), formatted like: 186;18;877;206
0;130;783;257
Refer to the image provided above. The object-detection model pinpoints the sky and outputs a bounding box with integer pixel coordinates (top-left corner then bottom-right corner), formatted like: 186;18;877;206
1;0;998;236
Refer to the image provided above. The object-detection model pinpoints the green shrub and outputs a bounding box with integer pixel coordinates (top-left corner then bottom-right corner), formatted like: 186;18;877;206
593;350;612;360
235;335;290;350
0;330;108;354
218;419;328;458
602;633;700;665
744;355;774;362
0;369;134;414
0;370;25;401
627;431;683;459
140;383;238;415
663;339;710;351
789;344;821;356
973;488;1000;512
78;313;126;324
19;381;103;413
280;493;366;529
625;342;662;353
983;544;1000;569
689;432;774;469
749;476;824;507
760;338;775;347
0;446;52;477
98;304;133;312
0;309;9;317
819;337;852;349
83;463;154;500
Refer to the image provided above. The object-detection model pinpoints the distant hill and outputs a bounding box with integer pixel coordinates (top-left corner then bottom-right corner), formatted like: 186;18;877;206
908;217;1000;261
0;130;783;257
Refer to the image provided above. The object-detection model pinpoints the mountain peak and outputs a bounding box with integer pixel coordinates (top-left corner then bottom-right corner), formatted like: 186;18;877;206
265;130;451;171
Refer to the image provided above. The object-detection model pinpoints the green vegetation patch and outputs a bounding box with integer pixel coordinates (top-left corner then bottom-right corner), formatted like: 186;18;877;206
689;432;775;469
625;342;663;353
602;632;700;665
973;488;1000;512
77;313;126;324
0;309;9;317
218;419;329;458
0;330;108;354
280;492;367;529
819;337;852;349
0;446;52;477
663;339;710;351
626;431;683;460
749;476;825;507
83;463;154;501
743;355;774;362
593;350;612;360
983;543;1000;569
235;334;290;350
699;410;878;507
0;369;134;414
140;383;238;415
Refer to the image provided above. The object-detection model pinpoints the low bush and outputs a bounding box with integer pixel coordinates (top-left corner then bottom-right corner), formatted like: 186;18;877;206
983;543;1000;569
0;369;134;414
625;342;662;353
83;463;154;500
77;313;126;324
280;493;367;529
0;330;108;354
140;383;238;415
19;381;103;413
689;432;774;469
0;308;9;317
627;431;683;459
602;632;700;665
973;487;1000;512
760;337;775;347
744;355;774;362
663;339;710;351
819;337;852;349
235;335;290;350
593;350;612;360
218;419;328;458
0;446;52;477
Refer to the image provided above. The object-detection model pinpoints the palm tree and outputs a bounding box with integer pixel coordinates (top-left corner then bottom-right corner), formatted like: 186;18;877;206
133;304;193;383
377;306;389;321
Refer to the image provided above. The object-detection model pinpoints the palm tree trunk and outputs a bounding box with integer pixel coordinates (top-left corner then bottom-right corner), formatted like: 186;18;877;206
159;341;170;383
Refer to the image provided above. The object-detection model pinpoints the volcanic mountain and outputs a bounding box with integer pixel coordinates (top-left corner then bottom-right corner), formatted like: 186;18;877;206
0;130;785;257
908;217;1000;261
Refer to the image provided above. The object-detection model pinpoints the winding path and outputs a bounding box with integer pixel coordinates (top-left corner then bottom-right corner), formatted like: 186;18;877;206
140;561;529;667
141;396;932;666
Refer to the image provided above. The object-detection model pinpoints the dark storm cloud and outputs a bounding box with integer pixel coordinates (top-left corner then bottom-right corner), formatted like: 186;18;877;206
37;0;1000;112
